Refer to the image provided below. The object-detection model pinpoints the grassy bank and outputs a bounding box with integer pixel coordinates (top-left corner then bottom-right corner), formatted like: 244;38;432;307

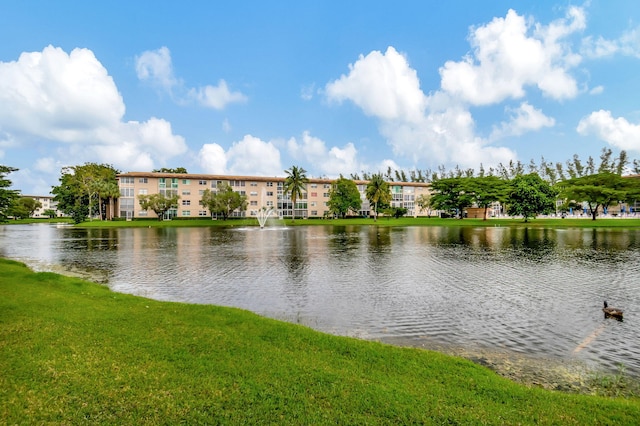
1;259;639;424
71;216;640;229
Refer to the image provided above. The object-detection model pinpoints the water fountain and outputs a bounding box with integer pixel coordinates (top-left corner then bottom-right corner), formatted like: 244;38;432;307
255;206;274;228
253;188;273;229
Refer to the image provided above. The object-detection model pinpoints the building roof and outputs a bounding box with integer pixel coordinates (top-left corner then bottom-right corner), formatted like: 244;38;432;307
116;171;432;187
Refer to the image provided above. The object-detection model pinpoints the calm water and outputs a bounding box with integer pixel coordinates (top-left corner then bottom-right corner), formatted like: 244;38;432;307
2;223;640;378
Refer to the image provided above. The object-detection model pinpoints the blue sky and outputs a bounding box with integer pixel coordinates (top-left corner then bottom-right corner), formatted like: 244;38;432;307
1;1;640;194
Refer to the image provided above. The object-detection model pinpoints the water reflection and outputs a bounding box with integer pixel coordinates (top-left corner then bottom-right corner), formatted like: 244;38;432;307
2;223;640;379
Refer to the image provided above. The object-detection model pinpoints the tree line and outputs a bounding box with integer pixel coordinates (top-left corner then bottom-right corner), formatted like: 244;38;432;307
351;148;637;184
2;146;639;224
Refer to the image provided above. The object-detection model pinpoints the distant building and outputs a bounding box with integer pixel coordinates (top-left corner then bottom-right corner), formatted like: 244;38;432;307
116;172;433;220
22;195;66;218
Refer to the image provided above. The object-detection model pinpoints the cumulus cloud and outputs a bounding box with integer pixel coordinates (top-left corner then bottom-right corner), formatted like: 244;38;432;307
0;45;187;173
287;131;365;177
135;46;246;110
325;46;517;170
199;135;282;176
491;102;555;139
135;46;179;91
577;110;640;152
326;46;426;122
440;7;584;105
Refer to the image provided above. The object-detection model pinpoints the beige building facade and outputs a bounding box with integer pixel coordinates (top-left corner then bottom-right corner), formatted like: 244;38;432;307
116;172;432;220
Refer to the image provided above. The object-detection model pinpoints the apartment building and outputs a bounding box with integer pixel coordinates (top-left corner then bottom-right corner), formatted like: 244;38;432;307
116;172;432;220
23;195;66;218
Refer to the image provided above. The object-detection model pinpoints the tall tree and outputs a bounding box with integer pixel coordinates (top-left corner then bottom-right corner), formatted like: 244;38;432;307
558;172;640;220
506;173;557;222
8;197;42;219
51;163;119;223
327;177;362;218
467;176;508;220
0;166;20;222
365;173;391;221
283;166;309;222
138;193;181;220
415;194;432;217
199;185;247;220
429;177;474;219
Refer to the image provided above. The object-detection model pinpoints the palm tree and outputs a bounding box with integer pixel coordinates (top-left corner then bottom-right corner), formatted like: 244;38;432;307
98;180;120;220
283;166;309;222
365;173;391;221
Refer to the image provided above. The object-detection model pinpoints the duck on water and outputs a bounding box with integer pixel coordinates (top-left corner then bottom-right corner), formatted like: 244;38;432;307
603;301;624;320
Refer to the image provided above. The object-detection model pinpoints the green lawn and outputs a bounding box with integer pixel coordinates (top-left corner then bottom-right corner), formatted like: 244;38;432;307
1;258;639;424
47;215;639;229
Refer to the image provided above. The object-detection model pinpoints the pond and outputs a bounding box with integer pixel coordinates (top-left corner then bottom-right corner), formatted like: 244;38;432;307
2;223;640;384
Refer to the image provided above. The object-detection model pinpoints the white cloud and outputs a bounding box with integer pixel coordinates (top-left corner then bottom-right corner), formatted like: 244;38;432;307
326;46;426;122
0;46;187;174
581;27;640;58
491;102;555;139
34;157;58;173
287;131;365;177
0;45;124;138
589;85;604;95
440;7;583;105
198;143;228;174
325;45;517;171
135;46;179;91
136;46;247;110
577;110;640;152
188;80;247;110
198;135;282;176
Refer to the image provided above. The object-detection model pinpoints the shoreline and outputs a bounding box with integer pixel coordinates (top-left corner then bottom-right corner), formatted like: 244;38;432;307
12;256;638;396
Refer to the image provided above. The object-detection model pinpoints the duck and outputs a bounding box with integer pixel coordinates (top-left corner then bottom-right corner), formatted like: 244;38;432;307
603;301;623;320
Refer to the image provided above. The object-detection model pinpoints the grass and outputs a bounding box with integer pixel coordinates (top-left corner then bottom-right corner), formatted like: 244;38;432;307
69;216;640;229
1;258;640;424
5;216;640;229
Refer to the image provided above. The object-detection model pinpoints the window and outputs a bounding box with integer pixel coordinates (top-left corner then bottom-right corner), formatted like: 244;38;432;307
323;184;331;189
323;192;330;198
182;200;191;206
198;180;207;185
159;178;166;188
120;177;134;184
267;201;274;207
182;210;191;216
138;178;148;184
250;191;258;196
311;211;317;216
120;188;135;197
182;179;190;185
199;190;205;195
250;182;258;186
198;210;208;216
266;182;273;187
311;183;317;188
311;192;317;197
138;189;148;195
311;201;316;207
138;211;148;217
171;178;178;188
250;200;258;206
182;190;191;195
